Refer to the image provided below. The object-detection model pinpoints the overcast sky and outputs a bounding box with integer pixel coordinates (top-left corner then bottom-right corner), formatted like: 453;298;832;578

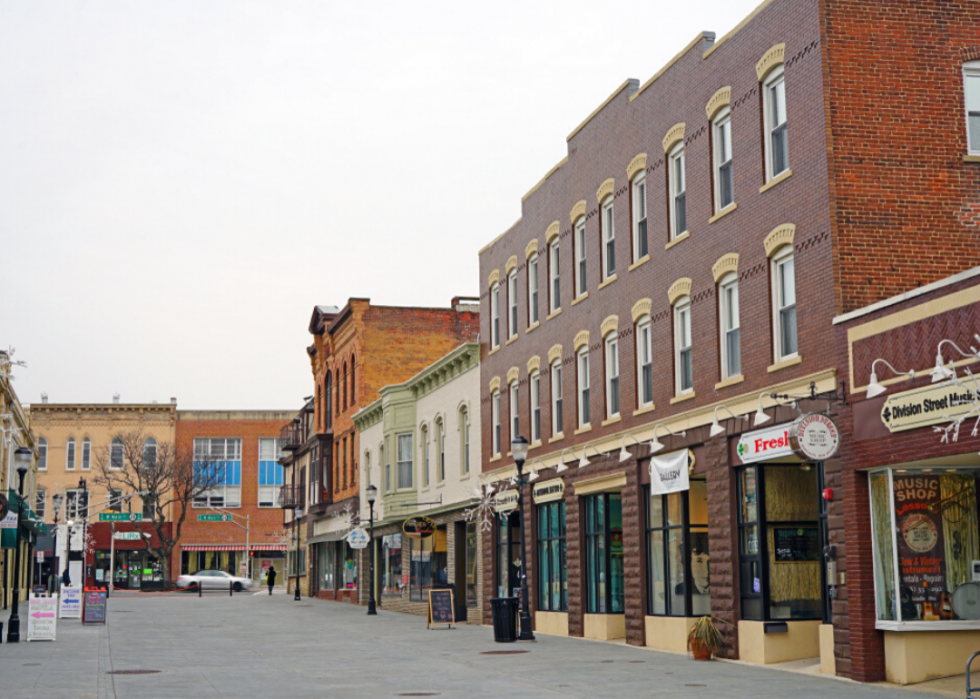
1;0;760;410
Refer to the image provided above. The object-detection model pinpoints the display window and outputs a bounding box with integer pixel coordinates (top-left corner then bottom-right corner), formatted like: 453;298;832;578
737;464;824;621
537;501;567;611
870;468;980;626
381;533;403;597
584;493;624;614
646;479;710;617
410;527;448;600
496;512;521;597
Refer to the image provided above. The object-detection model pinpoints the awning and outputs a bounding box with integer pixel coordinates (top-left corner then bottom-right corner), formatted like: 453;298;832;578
305;530;350;545
181;544;287;552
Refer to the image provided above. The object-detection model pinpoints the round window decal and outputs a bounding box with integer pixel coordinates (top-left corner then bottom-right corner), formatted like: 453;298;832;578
901;512;939;553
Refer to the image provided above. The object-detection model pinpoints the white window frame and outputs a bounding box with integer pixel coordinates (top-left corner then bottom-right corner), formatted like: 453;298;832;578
636;316;653;408
421;425;430;487
258;437;282;508
713;108;734;212
632;174;648;262
528;253;539;326
193;437;243;508
492;390;501;456
396;433;413;490
66;437;75;471
508;270;518;339
719;273;741;380
37;438;47;470
772;247;798;362
549;239;561;314
577;348;590;428
674;298;693;395
530;371;541;444
110;438;124;470
82;438;91;470
763;65;789;180
604;334;619;419
551;360;563;437
490;282;500;348
35;488;46;518
574;217;587;298
509;381;519;443
459;408;470;475
964;61;980;155
601;197;615;280
437;419;446;482
669;144;687;239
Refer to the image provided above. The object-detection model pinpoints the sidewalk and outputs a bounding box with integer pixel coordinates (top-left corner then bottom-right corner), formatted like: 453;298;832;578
0;593;952;698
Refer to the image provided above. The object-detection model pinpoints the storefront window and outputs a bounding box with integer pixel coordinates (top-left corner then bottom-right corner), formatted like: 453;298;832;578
466;522;478;606
342;541;357;590
411;535;433;600
647;479;710;617
738;465;821;621
585;493;624;614
382;534;403;596
537;501;567;611
870;469;980;624
496;512;520;597
316;542;335;592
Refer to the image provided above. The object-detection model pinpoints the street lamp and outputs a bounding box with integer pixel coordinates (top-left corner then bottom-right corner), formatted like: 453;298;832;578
511;435;534;641
293;506;302;601
7;446;32;643
365;484;378;616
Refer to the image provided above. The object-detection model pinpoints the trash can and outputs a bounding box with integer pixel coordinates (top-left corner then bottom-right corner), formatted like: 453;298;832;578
490;597;519;642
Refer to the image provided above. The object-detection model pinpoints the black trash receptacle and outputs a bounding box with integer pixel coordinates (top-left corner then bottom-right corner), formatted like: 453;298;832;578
490;597;519;642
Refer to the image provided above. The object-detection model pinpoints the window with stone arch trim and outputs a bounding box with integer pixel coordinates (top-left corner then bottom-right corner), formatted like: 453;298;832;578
458;404;470;475
350;354;356;405
419;422;430;487
758;44;789;182
37;437;47;470
66;436;76;470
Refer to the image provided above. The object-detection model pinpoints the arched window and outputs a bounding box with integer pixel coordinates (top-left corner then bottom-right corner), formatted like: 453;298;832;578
37;438;47;470
459;407;470;475
350;355;356;405
420;424;429;487
343;362;348;410
110;437;124;470
66;437;76;470
82;438;91;470
436;418;445;482
604;329;620;419
144;438;157;468
674;296;693;395
316;384;322;431
636;315;653;408
325;371;333;429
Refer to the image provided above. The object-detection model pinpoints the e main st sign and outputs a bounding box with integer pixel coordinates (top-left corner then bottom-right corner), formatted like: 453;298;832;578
880;381;978;433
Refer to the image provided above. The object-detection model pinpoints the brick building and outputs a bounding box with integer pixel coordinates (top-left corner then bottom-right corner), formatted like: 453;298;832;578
296;298;479;603
175;410;293;586
477;0;980;686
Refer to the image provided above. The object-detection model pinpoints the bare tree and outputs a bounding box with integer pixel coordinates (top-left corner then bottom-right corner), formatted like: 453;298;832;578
94;429;221;589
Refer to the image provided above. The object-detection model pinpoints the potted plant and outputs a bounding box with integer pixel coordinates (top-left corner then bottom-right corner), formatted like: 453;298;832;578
687;616;723;660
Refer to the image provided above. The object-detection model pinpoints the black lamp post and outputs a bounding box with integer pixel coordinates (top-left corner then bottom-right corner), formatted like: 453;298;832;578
7;446;33;643
366;484;378;615
511;436;534;641
293;506;302;601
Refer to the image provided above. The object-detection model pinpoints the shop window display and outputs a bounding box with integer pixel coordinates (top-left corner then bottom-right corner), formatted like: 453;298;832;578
410;527;448;601
382;533;403;597
870;469;980;624
466;522;479;606
496;512;521;597
585;493;624;614
647;479;710;617
537;501;567;611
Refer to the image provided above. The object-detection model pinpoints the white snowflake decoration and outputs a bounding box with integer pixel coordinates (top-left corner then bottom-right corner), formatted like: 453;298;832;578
330;501;360;534
465;481;499;532
933;367;980;444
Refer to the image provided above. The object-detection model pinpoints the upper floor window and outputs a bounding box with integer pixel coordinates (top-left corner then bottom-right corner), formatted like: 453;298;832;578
143;438;157;468
397;433;413;490
714;108;734;211
193;437;243;508
436;419;446;482
509;381;519;444
764;66;789;179
605;334;620;419
37;437;47;470
110;437;124;470
772;247;798;361
549;239;561;313
459;407;470;475
66;437;76;470
719;273;741;379
35;488;46;518
508;270;518;339
421;425;430;487
674;297;693;394
492;390;501;456
551;360;563;437
574;217;587;298
636;316;653;408
258;438;283;507
383;442;391;492
350;355;356;405
530;371;541;444
66;489;88;519
632;174;648;261
490;282;501;348
342;361;348;410
577;348;591;428
669;144;687;239
324;371;333;429
601;197;615;280
528;253;539;326
965;61;980;154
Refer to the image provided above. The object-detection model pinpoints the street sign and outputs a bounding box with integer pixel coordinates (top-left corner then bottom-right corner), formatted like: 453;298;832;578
99;512;142;522
113;532;141;540
36;551;44;563
346;527;370;549
197;514;233;522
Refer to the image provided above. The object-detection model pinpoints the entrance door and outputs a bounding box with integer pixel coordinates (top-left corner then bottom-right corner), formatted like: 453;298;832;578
454;521;468;621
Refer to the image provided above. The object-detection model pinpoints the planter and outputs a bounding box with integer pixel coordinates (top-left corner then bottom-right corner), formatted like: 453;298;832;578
690;640;713;661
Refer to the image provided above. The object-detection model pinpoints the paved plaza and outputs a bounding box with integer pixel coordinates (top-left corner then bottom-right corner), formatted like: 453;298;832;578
0;591;957;698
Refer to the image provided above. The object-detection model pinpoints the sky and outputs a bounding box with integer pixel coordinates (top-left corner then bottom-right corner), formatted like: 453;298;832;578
1;0;761;410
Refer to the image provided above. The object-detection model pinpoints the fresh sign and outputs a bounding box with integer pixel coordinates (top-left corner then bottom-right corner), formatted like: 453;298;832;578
736;423;794;464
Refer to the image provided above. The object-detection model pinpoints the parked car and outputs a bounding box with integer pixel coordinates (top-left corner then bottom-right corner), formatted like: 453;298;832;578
176;570;254;592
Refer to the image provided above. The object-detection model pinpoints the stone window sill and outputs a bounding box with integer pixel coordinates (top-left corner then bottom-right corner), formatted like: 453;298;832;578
759;168;793;194
669;391;696;405
628;255;650;272
572;292;589;306
767;354;803;373
708;203;737;224
665;231;690;251
597;274;618;291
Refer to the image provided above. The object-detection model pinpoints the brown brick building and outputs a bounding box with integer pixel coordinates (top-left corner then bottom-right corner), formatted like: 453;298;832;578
294;298;479;602
478;0;980;686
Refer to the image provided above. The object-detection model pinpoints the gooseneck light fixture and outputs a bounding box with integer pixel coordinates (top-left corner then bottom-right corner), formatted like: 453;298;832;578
577;444;603;468
556;448;577;473
649;424;685;454
932;339;980;383
618;434;643;463
866;358;916;398
709;405;741;438
753;392;799;426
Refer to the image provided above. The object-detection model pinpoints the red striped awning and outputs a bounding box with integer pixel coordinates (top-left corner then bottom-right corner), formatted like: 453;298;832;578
181;544;287;552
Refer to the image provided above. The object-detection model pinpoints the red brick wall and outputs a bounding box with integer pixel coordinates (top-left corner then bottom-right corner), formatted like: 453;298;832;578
823;0;980;313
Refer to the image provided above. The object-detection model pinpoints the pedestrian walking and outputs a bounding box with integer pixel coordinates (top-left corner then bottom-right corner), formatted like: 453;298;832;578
267;566;276;595
61;568;71;588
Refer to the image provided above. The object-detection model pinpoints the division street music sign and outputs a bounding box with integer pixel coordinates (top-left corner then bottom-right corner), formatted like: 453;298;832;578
880;381;978;433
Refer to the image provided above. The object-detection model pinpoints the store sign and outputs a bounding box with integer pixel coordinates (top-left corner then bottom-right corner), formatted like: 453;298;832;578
59;586;82;619
402;516;437;539
346;527;370;549
735;423;794;464
893;474;948;618
113;532;141;541
880;381;978;433
649;449;692;495
791;414;840;461
494;489;519;514
27;595;57;641
533;479;564;504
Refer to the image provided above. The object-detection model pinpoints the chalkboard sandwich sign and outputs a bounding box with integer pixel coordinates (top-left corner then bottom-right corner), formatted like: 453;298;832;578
427;588;456;630
83;588;107;624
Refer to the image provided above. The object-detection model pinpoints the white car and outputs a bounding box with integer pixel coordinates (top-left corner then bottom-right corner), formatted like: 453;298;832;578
176;570;254;592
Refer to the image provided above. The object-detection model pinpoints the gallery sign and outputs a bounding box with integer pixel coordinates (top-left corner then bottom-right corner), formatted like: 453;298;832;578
533;479;564;504
650;449;692;495
791;414;840;461
880;381;977;433
493;489;519;513
736;423;794;464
